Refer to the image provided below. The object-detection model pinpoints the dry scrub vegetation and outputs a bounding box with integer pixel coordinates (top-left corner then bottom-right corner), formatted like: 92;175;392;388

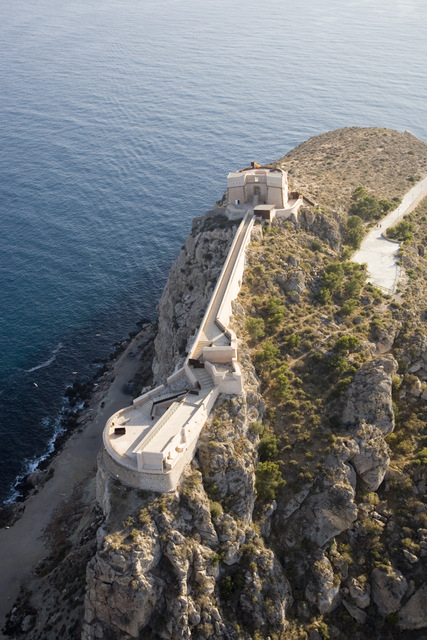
270;127;427;213
235;128;427;639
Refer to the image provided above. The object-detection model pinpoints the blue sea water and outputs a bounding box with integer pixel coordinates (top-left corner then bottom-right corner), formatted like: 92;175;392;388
0;0;426;504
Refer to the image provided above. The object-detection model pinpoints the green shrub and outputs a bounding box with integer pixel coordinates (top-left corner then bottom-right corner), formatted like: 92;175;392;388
286;333;301;349
249;421;264;436
334;335;360;352
387;219;414;242
264;296;286;328
254;340;281;372
345;215;364;249
271;363;291;398
349;186;394;222
341;298;360;316
259;434;279;460
256;461;285;501
246;317;265;340
210;501;223;519
343;277;362;299
220;575;234;598
321;262;344;293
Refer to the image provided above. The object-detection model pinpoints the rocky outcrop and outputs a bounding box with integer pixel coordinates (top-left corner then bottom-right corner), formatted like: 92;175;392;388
305;554;340;614
346;575;371;609
396;330;427;382
83;519;163;639
350;422;391;491
298;207;342;250
399;583;427;630
83;320;293;639
343;355;398;434
371;566;408;616
277;456;357;549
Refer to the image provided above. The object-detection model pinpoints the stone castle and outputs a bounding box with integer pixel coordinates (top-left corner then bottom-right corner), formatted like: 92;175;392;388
101;166;306;492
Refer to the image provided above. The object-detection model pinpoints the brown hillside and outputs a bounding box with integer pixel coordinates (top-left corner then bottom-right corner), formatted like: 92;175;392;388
270;127;427;212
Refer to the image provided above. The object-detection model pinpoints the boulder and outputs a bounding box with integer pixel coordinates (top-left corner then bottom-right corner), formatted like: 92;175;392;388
343;355;398;435
279;460;357;548
305;554;340;614
399;583;427;630
350;423;390;490
342;599;367;624
371;566;408;616
347;575;371;609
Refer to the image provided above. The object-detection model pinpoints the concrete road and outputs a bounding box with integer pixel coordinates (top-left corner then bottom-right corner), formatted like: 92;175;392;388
352;176;427;292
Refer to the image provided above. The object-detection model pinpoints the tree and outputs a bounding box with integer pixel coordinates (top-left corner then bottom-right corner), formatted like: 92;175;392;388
254;340;280;373
246;317;265;341
264;296;286;328
255;461;285;501
334;334;360;352
345;215;364;249
259;434;279;461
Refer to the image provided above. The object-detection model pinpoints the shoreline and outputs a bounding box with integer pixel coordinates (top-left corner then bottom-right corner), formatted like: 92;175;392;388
0;321;156;634
0;320;155;525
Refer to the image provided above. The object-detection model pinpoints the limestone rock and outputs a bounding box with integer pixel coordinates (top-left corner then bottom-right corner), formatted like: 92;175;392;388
371;566;408;616
279;459;357;548
275;270;306;294
342;599;367;624
305;554;340;614
347;575;371;609
239;541;292;631
343;355;398;434
82;519;163;639
350;422;390;490
399;583;427;630
374;325;396;354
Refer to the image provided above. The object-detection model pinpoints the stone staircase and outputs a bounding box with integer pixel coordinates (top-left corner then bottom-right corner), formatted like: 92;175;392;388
135;401;152;419
192;367;213;389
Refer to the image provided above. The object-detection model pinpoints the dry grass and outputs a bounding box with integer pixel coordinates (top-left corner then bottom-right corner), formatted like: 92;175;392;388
270;127;427;213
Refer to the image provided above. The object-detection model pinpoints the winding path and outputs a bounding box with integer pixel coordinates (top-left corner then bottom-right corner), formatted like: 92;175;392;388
352;176;427;293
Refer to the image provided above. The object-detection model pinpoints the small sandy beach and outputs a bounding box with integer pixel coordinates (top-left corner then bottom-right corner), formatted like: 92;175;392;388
0;325;154;636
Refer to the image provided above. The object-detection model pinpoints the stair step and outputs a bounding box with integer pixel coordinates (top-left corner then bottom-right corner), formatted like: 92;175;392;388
136;402;152;418
193;368;213;388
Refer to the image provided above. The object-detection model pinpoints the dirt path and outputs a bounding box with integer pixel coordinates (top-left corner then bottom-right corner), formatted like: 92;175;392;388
0;327;154;636
352;176;427;292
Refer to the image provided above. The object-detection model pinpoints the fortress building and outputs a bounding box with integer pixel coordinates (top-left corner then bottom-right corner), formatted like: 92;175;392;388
226;166;288;208
101;167;309;493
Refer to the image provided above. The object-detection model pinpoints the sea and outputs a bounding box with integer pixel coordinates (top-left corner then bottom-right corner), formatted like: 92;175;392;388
1;0;426;505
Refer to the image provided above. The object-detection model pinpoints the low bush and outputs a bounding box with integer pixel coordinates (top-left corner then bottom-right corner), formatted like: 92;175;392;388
256;461;285;501
259;433;279;460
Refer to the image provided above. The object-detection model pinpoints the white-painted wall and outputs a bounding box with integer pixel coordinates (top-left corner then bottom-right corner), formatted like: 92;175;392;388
103;198;257;492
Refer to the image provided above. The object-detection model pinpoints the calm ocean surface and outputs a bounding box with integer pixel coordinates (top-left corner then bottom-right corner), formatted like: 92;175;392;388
1;0;426;503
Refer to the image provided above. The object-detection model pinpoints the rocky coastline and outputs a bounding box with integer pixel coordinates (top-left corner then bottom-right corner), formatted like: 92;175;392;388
0;320;156;530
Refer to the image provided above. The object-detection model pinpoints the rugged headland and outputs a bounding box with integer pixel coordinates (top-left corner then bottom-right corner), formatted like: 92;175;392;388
3;127;427;640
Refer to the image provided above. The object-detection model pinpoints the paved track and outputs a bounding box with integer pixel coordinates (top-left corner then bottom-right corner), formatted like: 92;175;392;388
352;176;427;292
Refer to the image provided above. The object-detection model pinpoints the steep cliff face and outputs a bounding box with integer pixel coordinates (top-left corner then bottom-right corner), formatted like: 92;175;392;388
81;128;427;640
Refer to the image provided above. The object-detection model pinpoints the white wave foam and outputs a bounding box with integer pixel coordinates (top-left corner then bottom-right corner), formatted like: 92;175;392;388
3;414;66;505
26;343;63;373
